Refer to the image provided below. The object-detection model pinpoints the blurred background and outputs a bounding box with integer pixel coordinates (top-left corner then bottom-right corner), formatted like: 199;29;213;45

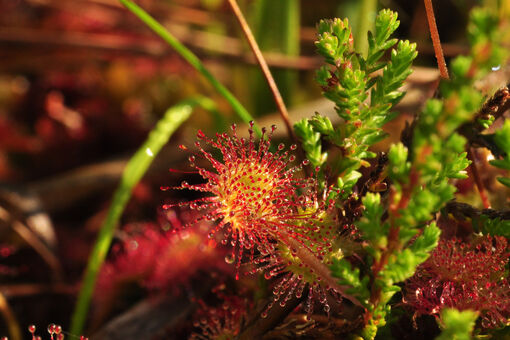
0;0;488;338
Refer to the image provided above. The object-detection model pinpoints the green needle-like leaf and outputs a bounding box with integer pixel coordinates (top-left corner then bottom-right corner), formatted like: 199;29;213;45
70;98;214;336
118;0;260;136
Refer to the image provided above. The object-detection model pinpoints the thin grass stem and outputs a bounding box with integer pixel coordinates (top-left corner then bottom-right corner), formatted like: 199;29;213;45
118;0;261;136
70;97;215;335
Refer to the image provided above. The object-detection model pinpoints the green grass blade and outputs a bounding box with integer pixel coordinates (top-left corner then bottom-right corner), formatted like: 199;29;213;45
118;0;261;136
70;97;211;335
251;0;300;115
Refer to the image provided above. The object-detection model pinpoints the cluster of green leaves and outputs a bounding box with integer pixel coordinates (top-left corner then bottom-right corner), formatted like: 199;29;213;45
414;7;508;177
468;7;508;76
436;309;478;340
403;8;510;338
293;10;468;339
325;7;510;340
334;139;468;339
448;7;510;220
294;9;417;196
455;7;510;177
327;5;510;340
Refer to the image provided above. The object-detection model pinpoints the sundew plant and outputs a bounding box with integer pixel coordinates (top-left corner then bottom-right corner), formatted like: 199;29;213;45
172;5;510;340
52;1;510;340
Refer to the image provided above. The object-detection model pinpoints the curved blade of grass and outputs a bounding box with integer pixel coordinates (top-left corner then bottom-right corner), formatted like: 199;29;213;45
0;292;22;340
118;0;261;137
70;97;215;335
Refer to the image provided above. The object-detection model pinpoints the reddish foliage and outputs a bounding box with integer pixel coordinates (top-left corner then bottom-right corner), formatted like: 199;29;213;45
95;221;228;305
190;294;248;340
404;235;510;328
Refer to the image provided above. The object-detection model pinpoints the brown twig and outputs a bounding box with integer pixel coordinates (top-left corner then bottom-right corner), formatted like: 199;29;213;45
0;206;63;281
458;83;510;138
467;148;491;209
0;283;75;297
0;27;320;71
445;201;510;220
423;0;449;79
0;292;22;340
226;0;297;143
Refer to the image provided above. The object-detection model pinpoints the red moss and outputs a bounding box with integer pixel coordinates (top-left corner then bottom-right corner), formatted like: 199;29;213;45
404;235;510;328
95;220;227;305
189;295;248;340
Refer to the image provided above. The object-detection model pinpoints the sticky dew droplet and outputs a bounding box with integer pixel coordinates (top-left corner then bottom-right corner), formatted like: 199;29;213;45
224;254;235;264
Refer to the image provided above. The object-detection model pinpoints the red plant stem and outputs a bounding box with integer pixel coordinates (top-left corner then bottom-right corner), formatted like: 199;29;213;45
279;232;363;308
467;148;491;209
423;0;449;80
226;0;297;143
365;170;418;323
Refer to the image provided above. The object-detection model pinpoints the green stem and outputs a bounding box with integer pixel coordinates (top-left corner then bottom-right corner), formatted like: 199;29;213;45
356;0;377;56
70;97;213;336
118;0;261;136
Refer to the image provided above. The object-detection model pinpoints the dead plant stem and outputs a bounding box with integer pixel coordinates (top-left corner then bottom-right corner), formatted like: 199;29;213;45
226;0;297;143
467;148;491;209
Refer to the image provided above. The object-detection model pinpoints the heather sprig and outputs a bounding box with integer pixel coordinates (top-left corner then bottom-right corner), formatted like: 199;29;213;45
329;132;469;338
296;9;417;196
467;7;508;76
440;7;509;146
414;7;509;170
325;8;510;338
386;12;510;339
